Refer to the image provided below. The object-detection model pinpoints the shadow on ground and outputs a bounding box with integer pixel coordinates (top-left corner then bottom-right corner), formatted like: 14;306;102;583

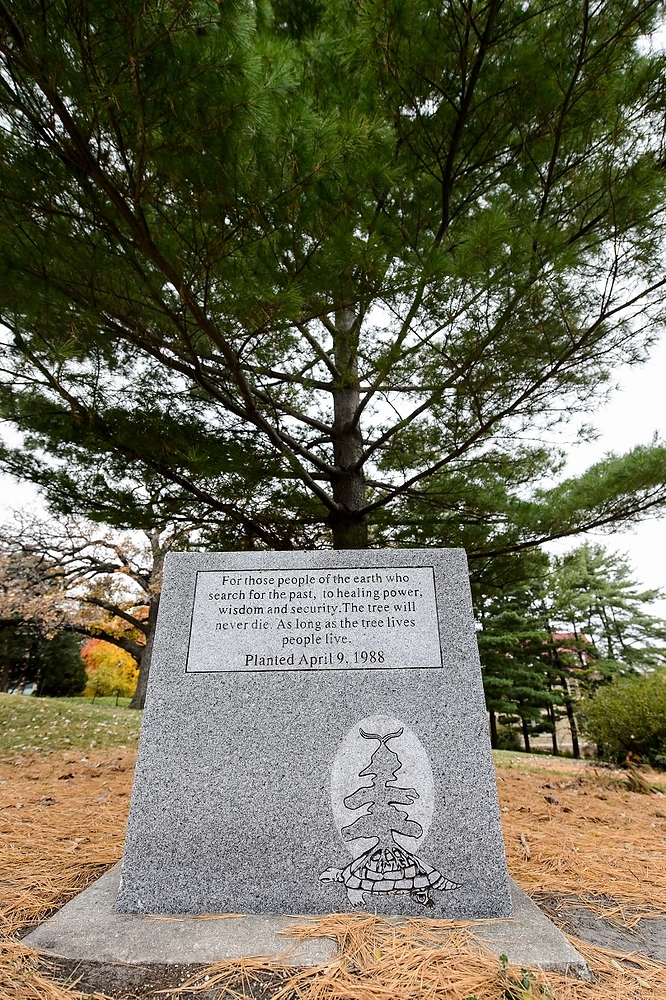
535;893;666;961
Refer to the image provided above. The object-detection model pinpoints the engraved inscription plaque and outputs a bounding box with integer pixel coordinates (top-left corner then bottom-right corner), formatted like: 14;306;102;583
186;566;442;672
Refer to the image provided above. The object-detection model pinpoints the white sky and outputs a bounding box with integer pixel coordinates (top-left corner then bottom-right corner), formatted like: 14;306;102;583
543;334;666;616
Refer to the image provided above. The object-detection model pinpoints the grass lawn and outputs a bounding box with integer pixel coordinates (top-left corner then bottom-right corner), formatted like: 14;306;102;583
0;692;143;754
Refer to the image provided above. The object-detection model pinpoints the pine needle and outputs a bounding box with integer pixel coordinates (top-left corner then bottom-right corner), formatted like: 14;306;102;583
170;913;666;999
496;758;666;920
1;750;665;999
0;750;132;935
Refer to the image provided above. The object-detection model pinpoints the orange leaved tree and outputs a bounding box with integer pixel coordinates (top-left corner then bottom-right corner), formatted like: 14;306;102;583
81;638;139;702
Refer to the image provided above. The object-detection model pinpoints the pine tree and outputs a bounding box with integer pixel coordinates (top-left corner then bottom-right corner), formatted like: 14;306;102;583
477;544;666;755
549;544;666;684
0;1;666;551
0;627;86;696
477;580;560;752
36;633;87;698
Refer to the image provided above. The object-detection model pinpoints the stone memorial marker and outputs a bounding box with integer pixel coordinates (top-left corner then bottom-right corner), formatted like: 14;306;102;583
117;549;512;918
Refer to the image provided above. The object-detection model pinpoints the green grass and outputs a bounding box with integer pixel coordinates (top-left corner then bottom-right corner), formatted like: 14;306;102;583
491;748;583;771
492;748;551;767
0;692;142;755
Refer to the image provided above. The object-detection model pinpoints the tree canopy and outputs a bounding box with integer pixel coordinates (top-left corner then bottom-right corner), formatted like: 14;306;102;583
1;0;666;552
549;542;666;677
0;516;186;705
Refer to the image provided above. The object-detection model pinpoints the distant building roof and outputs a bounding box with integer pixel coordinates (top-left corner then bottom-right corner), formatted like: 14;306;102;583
550;631;594;665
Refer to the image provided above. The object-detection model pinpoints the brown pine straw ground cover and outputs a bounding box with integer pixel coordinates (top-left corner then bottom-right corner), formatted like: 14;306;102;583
497;755;666;923
1;748;665;999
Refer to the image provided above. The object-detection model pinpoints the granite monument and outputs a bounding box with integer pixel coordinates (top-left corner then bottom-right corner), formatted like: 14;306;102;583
117;549;513;918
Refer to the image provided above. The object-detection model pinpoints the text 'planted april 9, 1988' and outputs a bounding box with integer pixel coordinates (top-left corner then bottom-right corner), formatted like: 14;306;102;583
185;566;443;672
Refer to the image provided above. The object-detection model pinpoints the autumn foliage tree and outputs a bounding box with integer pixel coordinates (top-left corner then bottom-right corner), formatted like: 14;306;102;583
0;540;87;692
81;638;138;700
0;518;179;706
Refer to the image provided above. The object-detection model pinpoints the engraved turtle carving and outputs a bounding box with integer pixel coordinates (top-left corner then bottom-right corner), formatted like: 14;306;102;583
320;727;460;906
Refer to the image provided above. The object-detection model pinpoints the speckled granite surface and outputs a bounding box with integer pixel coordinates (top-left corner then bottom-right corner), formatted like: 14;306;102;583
117;549;512;918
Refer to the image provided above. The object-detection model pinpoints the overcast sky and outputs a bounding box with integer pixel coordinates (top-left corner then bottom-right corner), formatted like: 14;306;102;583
544;333;666;615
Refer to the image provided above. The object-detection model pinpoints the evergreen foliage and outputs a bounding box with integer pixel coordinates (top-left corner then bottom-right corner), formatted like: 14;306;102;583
477;577;559;753
35;632;88;698
476;544;666;753
0;627;86;697
0;1;665;550
0;626;36;693
549;543;666;683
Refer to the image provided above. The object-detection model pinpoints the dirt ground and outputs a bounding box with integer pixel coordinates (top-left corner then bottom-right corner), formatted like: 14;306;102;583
1;749;666;999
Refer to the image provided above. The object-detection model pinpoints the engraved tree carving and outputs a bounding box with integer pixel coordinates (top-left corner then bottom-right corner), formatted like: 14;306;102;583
320;727;460;906
341;727;423;846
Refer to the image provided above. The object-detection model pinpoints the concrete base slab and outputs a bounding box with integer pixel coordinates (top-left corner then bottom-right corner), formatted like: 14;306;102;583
534;893;666;961
24;867;335;968
477;884;592;979
23;865;592;981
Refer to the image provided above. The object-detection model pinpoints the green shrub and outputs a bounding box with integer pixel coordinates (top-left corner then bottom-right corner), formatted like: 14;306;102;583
496;725;522;751
579;670;666;766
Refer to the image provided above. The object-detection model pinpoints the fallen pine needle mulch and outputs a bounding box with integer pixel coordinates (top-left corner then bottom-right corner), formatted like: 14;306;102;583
495;758;666;924
0;939;100;1000
171;916;556;999
167;911;666;1000
0;749;133;937
1;750;666;998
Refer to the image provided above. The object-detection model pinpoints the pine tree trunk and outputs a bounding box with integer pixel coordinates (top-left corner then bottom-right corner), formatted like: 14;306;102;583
521;717;531;753
548;704;559;756
129;593;159;710
331;306;367;549
563;687;581;758
489;710;498;749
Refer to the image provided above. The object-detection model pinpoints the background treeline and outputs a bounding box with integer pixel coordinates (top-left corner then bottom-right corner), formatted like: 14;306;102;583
0;620;139;702
477;544;666;762
0;629;86;698
1;517;665;765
